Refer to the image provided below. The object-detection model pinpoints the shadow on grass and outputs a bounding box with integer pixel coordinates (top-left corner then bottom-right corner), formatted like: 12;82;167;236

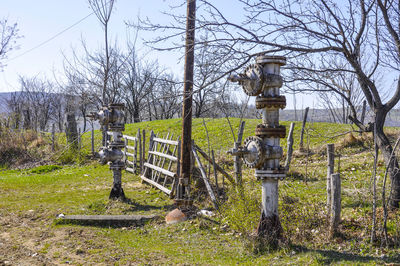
286;171;318;182
292;245;400;264
122;197;175;212
342;200;372;209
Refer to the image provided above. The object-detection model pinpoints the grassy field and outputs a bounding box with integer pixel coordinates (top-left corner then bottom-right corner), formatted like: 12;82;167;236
1;118;400;265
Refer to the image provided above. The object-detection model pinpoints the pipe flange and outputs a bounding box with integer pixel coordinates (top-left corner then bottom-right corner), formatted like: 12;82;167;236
241;64;264;96
256;55;286;66
255;167;286;180
109;103;125;110
255;95;286;109
242;136;265;168
110;161;126;170
109;124;125;132
109;141;125;149
263;74;283;89
255;124;286;138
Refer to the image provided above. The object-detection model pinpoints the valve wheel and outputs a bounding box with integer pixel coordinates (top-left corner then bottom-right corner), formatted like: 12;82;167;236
241;64;264;96
242;136;264;168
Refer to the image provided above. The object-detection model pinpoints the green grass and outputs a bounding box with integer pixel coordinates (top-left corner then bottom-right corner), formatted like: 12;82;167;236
1;118;400;264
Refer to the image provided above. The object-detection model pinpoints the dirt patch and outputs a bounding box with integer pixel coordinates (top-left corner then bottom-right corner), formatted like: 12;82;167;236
0;210;116;265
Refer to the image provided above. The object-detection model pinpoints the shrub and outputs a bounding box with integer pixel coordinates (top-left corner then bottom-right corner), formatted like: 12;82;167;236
0;128;37;167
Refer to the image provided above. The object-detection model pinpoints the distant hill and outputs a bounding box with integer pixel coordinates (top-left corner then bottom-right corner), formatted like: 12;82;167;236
1;91;400;127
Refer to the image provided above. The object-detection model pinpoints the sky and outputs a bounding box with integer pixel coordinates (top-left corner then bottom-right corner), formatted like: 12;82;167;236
0;0;311;109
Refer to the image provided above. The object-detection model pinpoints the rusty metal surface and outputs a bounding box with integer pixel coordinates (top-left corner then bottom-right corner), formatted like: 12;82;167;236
255;95;286;109
241;64;264;96
255;124;286;138
256;55;286;65
263;73;283;88
242;136;265;168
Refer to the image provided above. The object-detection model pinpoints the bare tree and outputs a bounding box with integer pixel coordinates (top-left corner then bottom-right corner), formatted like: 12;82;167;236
88;0;115;104
18;76;55;131
120;45;158;122
153;73;181;119
6;92;23;129
317;71;366;124
193;38;231;118
139;0;400;208
0;18;20;70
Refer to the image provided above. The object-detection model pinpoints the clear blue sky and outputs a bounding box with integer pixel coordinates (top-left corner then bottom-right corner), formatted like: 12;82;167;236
0;0;310;109
0;0;178;91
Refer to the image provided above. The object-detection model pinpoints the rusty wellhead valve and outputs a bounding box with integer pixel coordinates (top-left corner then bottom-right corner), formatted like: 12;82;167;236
91;103;126;200
228;54;287;240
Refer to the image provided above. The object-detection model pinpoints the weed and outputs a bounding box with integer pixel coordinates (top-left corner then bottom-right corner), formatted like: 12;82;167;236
28;165;61;174
57;148;87;165
221;179;261;235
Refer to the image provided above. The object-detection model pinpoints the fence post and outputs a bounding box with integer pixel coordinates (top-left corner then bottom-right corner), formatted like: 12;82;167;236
147;131;155;178
51;123;55;152
299;107;309;151
284;122;295;172
211;149;219;196
327;144;335;216
135;129;139;173
78;128;81;150
234;121;245;187
330;173;341;237
138;128;142;174
124;137;128;165
142;129;146;167
91;122;95;157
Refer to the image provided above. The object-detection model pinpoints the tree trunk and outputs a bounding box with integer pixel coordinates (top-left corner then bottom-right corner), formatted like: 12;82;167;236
375;111;400;208
65;111;78;149
133;107;140;123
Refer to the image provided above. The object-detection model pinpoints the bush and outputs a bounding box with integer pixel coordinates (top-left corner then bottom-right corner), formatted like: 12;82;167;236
0;128;36;167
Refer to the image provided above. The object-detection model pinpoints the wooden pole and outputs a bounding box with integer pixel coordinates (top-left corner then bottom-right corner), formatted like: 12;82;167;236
138;128;142;174
91;122;95;157
330;173;341;237
299;107;309;151
234;121;245;187
78;128;81;150
51;123;55;152
178;0;196;203
327;144;335;216
284;122;295;172
192;146;219;210
194;144;234;184
142;129;146;171
135;129;139;173
211;150;219;196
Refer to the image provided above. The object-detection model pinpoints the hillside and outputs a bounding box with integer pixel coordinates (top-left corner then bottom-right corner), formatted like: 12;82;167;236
1;118;400;264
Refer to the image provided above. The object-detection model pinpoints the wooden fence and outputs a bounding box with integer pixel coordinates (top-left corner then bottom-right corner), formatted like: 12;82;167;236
107;130;142;174
102;129;232;202
141;131;180;198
